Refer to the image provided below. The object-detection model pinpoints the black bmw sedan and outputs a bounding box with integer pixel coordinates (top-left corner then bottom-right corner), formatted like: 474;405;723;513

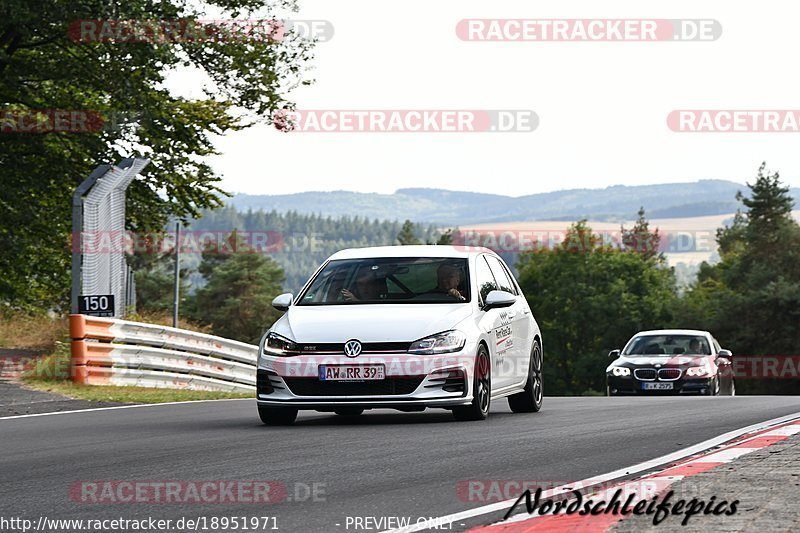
606;329;735;396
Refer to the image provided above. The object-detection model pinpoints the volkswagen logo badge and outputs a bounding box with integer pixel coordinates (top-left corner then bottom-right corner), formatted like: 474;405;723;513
344;339;362;358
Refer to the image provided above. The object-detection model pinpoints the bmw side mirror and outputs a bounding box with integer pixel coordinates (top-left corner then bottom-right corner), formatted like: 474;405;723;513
272;293;293;312
718;349;733;359
483;290;516;310
608;349;621;359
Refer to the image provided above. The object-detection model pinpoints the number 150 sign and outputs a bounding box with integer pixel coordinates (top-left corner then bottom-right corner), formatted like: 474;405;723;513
79;294;115;317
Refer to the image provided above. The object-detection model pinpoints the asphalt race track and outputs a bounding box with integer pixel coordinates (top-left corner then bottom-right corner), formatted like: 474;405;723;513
2;396;800;532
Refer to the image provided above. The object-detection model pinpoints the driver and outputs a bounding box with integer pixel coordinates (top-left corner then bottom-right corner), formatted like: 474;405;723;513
687;338;702;354
341;270;382;301
434;264;466;301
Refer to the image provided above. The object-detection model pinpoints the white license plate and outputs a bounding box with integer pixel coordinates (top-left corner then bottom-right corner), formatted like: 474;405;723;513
318;365;385;381
642;382;673;390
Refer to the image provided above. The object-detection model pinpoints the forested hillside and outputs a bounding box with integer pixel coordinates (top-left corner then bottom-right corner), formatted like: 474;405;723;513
187;207;444;292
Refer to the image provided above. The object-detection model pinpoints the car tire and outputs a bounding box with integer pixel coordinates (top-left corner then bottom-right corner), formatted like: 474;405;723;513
453;345;491;421
722;377;736;396
508;340;543;413
705;374;721;396
258;405;298;426
334;408;364;416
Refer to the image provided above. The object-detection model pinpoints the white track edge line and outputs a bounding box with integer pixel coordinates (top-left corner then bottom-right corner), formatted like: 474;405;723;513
0;397;252;420
381;410;800;533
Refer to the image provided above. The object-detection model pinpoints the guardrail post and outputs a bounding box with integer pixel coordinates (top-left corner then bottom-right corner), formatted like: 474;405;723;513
69;314;88;384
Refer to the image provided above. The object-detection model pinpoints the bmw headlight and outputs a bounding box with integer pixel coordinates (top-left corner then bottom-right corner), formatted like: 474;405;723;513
262;332;301;357
408;330;467;355
611;366;631;377
686;366;711;377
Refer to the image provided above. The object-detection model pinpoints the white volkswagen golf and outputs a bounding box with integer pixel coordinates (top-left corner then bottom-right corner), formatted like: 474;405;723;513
256;245;543;425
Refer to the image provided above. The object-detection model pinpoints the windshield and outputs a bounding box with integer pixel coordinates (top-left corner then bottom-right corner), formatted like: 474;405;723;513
622;334;711;356
297;257;471;305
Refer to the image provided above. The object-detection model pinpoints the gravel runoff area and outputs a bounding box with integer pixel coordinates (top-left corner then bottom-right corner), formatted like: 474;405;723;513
613;429;800;532
0;349;125;417
0;381;127;417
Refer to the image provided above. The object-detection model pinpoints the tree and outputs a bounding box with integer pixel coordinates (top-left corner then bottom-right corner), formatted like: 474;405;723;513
680;163;800;393
128;238;190;314
396;220;421;245
183;210;442;291
621;207;662;260
740;162;794;238
428;228;454;245
0;0;314;310
517;220;678;395
184;247;285;344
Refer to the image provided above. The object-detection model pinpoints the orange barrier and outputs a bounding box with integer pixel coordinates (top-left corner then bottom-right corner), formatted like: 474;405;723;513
68;314;257;392
69;314;114;342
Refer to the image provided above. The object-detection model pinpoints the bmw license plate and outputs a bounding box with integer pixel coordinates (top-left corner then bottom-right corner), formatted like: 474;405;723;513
319;365;385;381
642;382;673;390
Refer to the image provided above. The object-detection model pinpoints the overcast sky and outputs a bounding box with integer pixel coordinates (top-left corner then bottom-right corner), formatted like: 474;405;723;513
178;1;800;196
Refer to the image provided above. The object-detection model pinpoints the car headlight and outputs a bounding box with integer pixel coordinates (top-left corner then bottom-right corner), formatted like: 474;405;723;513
408;330;467;355
262;332;301;357
611;366;631;377
686;366;711;377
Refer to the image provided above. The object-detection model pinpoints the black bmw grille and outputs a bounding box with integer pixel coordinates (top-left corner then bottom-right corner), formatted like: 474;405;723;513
634;368;657;381
284;377;424;396
658;368;681;380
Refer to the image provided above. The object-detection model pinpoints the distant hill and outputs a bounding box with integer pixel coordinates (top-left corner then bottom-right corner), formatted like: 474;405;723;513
229;180;800;224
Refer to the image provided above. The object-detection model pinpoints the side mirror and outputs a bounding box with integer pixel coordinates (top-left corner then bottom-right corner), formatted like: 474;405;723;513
272;293;293;312
483;290;516;310
718;349;733;359
608;349;621;359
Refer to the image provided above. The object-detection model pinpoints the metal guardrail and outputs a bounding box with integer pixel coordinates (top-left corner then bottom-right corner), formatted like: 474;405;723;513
70;315;257;392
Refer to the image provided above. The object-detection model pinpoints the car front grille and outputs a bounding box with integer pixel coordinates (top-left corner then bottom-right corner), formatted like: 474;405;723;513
283;377;425;396
634;368;682;381
658;368;682;380
290;342;411;354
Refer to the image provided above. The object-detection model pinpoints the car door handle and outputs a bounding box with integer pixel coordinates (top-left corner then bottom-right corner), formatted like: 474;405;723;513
523;309;530;315
507;311;516;319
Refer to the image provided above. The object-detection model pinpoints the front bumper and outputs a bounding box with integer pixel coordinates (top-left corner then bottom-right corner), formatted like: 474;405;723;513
257;350;475;410
607;375;715;395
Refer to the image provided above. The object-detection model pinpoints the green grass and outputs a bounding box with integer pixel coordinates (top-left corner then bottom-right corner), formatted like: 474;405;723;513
21;342;252;404
22;380;252;404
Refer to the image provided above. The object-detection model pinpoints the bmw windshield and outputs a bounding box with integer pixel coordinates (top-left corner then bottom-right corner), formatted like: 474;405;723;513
297;257;471;305
622;334;712;356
